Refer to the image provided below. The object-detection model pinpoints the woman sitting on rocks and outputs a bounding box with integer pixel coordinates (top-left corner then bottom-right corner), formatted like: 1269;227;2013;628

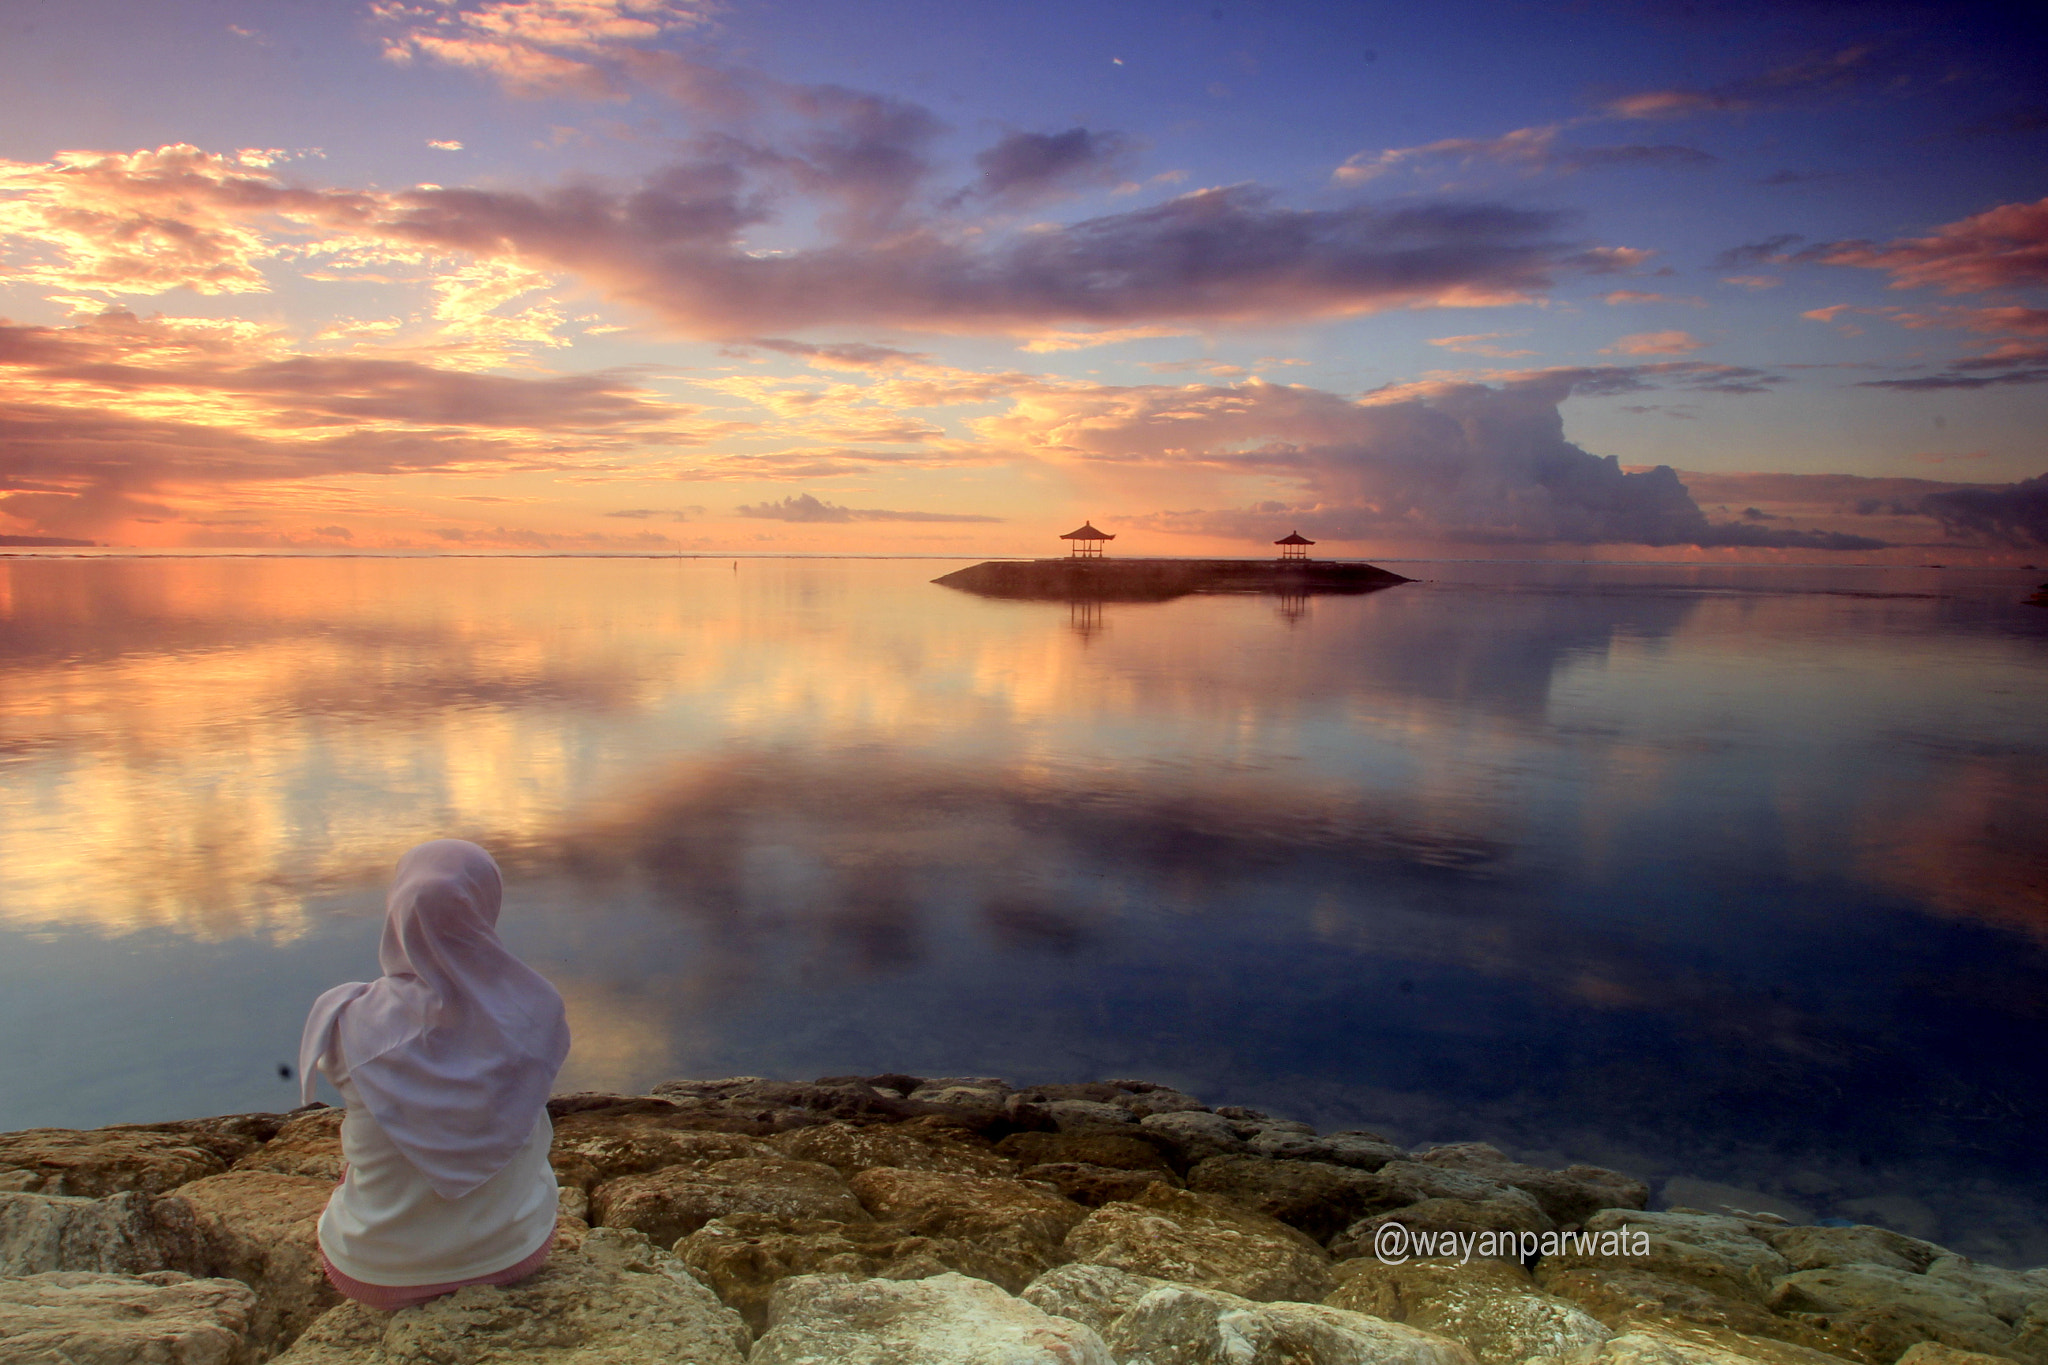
298;839;571;1310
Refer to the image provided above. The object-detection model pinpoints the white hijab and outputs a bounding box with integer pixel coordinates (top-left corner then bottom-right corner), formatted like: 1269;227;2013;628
298;840;571;1200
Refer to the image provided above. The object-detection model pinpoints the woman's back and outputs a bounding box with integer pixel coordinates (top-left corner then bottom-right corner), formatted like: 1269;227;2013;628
299;840;570;1307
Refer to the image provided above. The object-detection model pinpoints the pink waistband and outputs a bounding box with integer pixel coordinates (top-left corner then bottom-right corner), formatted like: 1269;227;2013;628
319;1235;553;1312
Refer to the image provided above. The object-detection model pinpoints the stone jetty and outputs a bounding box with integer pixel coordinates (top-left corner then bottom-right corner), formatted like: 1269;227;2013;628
935;558;1412;602
3;1074;2044;1363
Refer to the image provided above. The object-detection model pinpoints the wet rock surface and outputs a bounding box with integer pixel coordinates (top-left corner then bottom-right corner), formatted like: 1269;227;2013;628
2;1075;2042;1364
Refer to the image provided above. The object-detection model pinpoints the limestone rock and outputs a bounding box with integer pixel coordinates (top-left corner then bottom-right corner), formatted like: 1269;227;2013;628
231;1110;345;1184
1769;1227;1944;1276
1332;1194;1554;1260
1020;1162;1178;1207
651;1076;915;1127
1248;1130;1408;1171
1769;1264;2020;1362
1413;1144;1649;1226
549;1121;774;1192
1557;1211;1790;1305
0;1190;163;1275
1025;1261;1479;1365
849;1166;1087;1249
1535;1264;1866;1363
768;1118;1014;1178
674;1211;1044;1330
1105;1088;1210;1119
1188;1154;1406;1241
750;1270;1113;1365
1061;1182;1333;1303
271;1226;749;1365
2012;1303;2048;1364
1328;1256;1612;1365
588;1154;864;1246
1042;1100;1144;1133
1578;1321;1865;1365
1376;1161;1539;1209
1139;1110;1252;1166
1924;1257;2048;1325
0;1269;257;1365
903;1080;1015;1128
0;1127;238;1199
150;1168;341;1354
995;1130;1178;1174
1896;1346;2024;1365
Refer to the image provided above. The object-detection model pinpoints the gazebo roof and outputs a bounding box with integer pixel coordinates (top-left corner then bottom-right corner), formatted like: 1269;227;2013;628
1060;522;1115;540
1275;531;1316;545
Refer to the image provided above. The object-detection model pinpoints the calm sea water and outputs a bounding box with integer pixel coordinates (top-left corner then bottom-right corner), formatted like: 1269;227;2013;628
1;555;2043;1261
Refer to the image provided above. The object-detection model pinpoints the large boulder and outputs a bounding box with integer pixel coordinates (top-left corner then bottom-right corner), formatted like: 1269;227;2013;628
1018;1162;1179;1207
0;1190;163;1276
548;1123;774;1193
587;1155;863;1247
1551;1211;1791;1305
1923;1258;2048;1326
1026;1261;1479;1365
1138;1111;1251;1168
150;1169;341;1355
271;1226;749;1364
230;1111;345;1184
1411;1144;1649;1226
1768;1227;1945;1276
649;1076;915;1128
1061;1182;1333;1303
1188;1154;1407;1242
1768;1264;2027;1363
1579;1320;1869;1365
0;1269;257;1365
1534;1263;1880;1364
750;1270;1113;1364
995;1130;1178;1174
674;1211;1043;1330
1248;1130;1409;1171
768;1118;1014;1179
1326;1256;1612;1365
1896;1348;2028;1365
0;1125;256;1199
848;1167;1088;1261
1333;1194;1555;1260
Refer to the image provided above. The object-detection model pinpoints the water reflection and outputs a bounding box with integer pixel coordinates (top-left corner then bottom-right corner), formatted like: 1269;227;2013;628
1;556;2044;1260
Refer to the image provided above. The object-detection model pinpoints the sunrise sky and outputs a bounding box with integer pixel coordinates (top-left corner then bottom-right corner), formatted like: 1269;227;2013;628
1;0;2043;558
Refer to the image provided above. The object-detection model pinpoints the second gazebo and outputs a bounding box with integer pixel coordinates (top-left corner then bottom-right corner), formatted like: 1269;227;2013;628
1275;531;1315;561
1060;522;1115;558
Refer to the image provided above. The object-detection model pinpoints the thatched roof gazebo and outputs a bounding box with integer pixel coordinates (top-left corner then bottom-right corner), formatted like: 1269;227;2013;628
1060;522;1115;558
1275;531;1315;561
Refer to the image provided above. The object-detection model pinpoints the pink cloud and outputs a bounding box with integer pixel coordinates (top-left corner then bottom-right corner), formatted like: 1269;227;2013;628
1427;332;1537;358
1601;330;1706;356
0;311;733;539
1335;122;1713;184
374;0;710;100
1602;46;1874;121
1821;197;2048;294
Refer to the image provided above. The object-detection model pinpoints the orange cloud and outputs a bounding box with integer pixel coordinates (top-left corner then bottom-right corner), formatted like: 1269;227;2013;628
0;311;736;540
1601;330;1705;356
374;0;710;99
1821;197;2048;295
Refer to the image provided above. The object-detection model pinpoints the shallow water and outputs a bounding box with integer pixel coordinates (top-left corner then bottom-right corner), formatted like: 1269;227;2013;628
1;555;2044;1260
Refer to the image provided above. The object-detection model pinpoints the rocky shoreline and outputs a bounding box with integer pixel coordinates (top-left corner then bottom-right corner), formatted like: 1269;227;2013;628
3;1073;2044;1363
